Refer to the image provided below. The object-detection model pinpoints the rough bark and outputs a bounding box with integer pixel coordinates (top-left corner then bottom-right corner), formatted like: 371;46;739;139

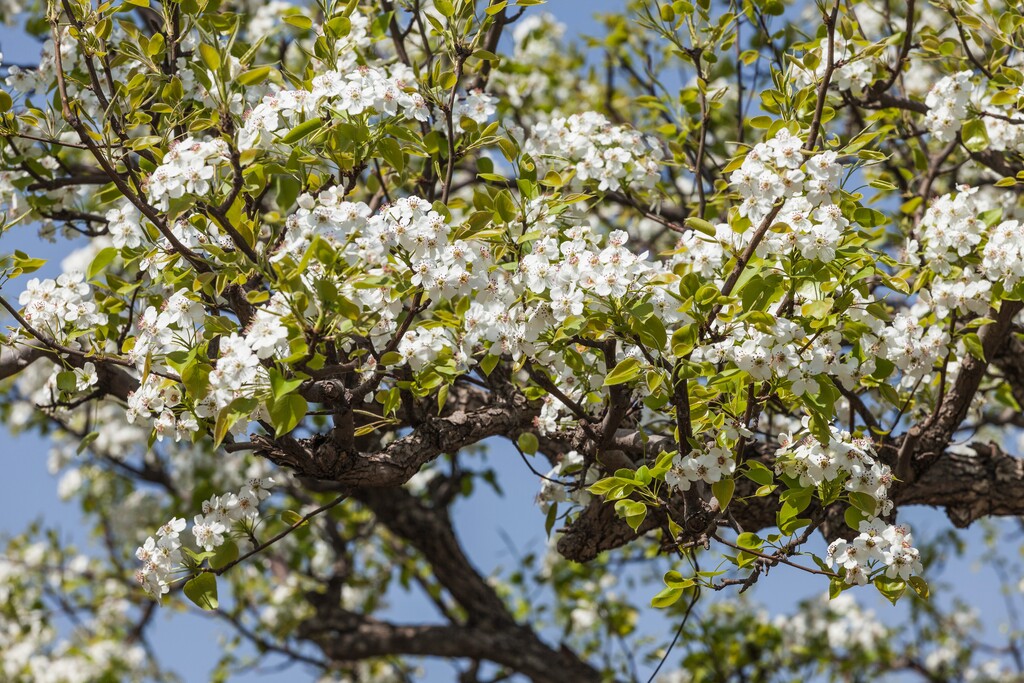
253;392;538;485
556;432;1024;563
300;614;605;683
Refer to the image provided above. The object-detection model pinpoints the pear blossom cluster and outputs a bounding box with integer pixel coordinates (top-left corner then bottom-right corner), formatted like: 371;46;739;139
273;192;506;366
271;191;683;385
521;219;688;433
826;519;923;585
665;423;751;491
0;542;150;683
522;112;663;192
135;477;274;598
17;272;103;338
921;187;1024;288
875;312;950;385
147;137;231;211
692;321;866;397
923;71;973;143
913;187;1024;313
453;90;497;126
918;187;986;273
975;101;1024;153
665;444;735;490
248;1;301;46
0;170;31;221
774;419;894;516
981;220;1024;288
129;292;204;372
920;269;992;318
668;221;735;280
536;450;597;512
124;286;291;431
923;67;1024;151
495;12;593;111
512;12;567;63
777;593;888;653
125;374;199;442
238;64;429;152
791;36;875;95
105;203;145;250
206;296;291;411
158;213;245;261
730;130;851;262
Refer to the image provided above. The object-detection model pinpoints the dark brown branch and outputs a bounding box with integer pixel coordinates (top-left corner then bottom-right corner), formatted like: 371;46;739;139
300;613;606;683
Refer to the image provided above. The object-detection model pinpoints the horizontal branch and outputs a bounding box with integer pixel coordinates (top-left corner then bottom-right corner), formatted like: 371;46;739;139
253;394;538;486
299;611;606;683
555;430;1024;562
897;441;1024;528
0;341;139;402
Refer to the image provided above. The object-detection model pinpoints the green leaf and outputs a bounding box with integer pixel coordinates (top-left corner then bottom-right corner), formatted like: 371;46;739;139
76;431;99;455
848;491;877;515
0;90;12;113
434;0;455;16
908;575;930;600
56;371;78;393
743;461;774;486
146;32;165;57
588;476;625;496
210;540;238;570
874;576;907;605
11;251;46;275
280;118;323;144
663;570;693;587
614;499;647;531
478;353;500;376
269;394;308;437
962;119;990;153
213;397;258;447
377;137;405;172
183;573;218;610
237;66;272;85
517;432;539;455
198;43;221;72
604;357;642;386
493;191;517;222
736;532;762;550
711;478;734;511
844;505;867;531
801;299;833;319
684;216;716;236
282;510;308;527
325;15;351;37
268;368;304;401
283;13;314;29
380;351;404;366
963;332;986;362
87;248;119;282
650;586;683;609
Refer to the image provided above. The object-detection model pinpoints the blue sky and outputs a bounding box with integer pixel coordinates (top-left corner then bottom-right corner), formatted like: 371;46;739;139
0;1;1018;681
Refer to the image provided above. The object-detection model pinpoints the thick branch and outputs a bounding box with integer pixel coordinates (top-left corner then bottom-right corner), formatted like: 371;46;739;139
993;332;1024;408
254;395;537;486
901;300;1024;477
898;441;1024;528
300;613;606;683
355;487;514;626
556;431;1024;562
